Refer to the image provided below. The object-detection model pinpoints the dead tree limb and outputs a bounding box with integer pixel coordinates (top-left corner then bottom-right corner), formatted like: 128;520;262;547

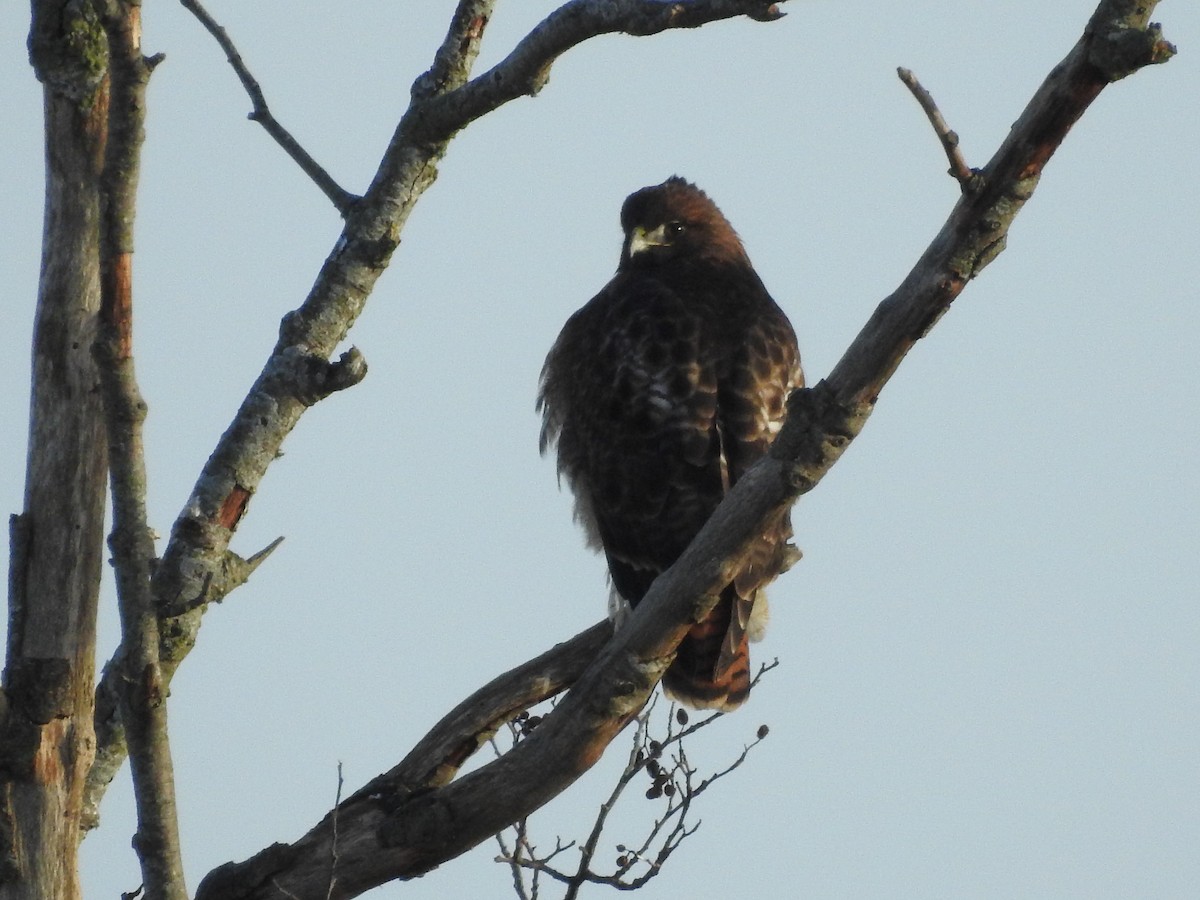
93;3;188;898
498;668;775;898
191;3;1174;899
83;0;796;830
1;4;110;897
179;0;358;216
897;67;976;188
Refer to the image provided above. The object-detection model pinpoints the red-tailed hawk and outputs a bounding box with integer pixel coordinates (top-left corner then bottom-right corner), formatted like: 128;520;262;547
538;177;803;711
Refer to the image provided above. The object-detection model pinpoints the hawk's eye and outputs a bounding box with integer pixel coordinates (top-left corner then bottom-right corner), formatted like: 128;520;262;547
665;221;685;237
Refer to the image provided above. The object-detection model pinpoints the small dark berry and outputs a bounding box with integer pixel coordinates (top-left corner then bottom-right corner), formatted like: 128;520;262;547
676;708;689;726
756;724;770;739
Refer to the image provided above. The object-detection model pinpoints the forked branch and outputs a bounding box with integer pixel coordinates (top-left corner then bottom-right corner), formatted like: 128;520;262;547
85;0;796;831
497;663;777;898
193;4;1173;899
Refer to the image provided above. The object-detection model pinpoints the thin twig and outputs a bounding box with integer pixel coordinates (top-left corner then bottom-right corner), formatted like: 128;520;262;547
563;699;659;898
492;735;537;900
493;714;583;897
179;0;358;215
494;823;530;900
897;67;976;189
326;762;344;900
495;682;773;896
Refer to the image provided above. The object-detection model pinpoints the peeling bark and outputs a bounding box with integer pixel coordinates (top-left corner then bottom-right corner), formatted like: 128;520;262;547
1;4;110;899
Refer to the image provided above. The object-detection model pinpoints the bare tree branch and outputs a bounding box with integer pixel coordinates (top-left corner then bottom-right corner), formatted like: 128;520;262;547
493;809;533;900
85;530;282;828
409;0;787;142
4;2;111;894
84;0;795;828
416;0;497;100
497;677;775;897
325;764;344;900
897;67;976;189
492;718;580;900
360;621;612;794
189;4;1173;899
568;710;658;892
815;3;1173;415
179;0;358;215
94;4;187;898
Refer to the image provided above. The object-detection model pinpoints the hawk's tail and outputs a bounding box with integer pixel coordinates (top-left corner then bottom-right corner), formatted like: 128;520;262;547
661;588;756;712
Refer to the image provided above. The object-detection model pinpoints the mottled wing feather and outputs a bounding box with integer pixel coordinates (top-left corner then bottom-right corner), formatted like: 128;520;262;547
706;314;802;685
540;274;724;596
540;241;802;712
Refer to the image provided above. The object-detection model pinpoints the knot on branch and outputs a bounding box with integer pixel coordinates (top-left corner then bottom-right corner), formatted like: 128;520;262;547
770;382;870;494
158;538;282;618
193;842;298;900
618;653;670;715
3;658;73;726
527;61;554;97
410;69;443;102
582;651;671;728
28;0;108;102
1090;22;1176;80
378;791;455;857
273;346;369;407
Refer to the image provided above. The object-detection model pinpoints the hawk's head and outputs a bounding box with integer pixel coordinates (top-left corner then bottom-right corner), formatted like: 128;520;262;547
618;176;750;272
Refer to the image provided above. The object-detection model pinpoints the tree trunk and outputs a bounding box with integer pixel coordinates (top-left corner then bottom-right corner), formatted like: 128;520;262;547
1;4;109;898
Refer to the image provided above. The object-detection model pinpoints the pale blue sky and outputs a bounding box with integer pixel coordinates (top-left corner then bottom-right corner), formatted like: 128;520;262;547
2;3;1198;898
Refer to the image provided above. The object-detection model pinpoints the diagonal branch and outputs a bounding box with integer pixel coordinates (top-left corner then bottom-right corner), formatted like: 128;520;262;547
179;0;358;215
355;620;612;795
84;0;795;830
897;67;976;189
498;680;774;896
567;699;660;892
410;0;786;144
816;5;1174;415
192;4;1174;900
414;0;497;100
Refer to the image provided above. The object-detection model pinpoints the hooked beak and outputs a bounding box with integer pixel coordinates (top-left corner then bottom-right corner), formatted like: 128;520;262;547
627;223;669;257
